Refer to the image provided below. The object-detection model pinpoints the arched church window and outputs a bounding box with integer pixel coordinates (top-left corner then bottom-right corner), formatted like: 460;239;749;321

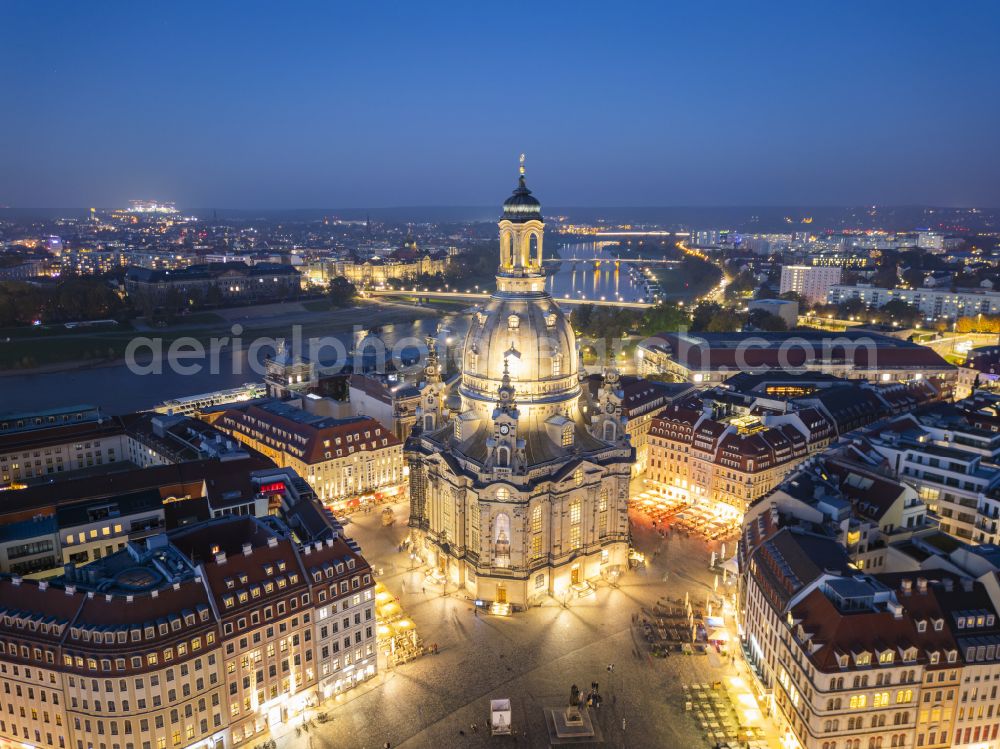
528;233;539;265
424;414;435;432
603;422;617;441
508;314;520;330
494;513;511;568
551;353;562;377
574;468;584;486
497;446;510;467
561;424;573;447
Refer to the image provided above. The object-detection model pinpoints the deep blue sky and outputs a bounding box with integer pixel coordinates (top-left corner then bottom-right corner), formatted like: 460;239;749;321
2;1;999;209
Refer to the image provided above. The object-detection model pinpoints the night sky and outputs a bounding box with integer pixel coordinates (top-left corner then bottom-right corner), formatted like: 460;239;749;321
2;1;999;209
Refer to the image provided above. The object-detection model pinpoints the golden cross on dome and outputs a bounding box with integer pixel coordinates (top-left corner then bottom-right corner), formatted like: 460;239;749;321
519;153;526;176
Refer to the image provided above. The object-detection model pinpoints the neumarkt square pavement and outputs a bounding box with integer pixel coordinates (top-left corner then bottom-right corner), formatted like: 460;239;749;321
282;501;766;749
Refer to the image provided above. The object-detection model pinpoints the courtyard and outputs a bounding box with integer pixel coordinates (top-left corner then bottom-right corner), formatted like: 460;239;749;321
284;500;766;749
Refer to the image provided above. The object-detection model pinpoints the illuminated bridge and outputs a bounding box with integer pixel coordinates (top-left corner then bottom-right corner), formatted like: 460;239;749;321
367;289;654;309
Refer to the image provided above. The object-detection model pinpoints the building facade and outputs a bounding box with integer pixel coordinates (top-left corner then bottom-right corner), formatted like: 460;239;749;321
636;331;956;398
405;164;632;610
826;285;1000;321
0;512;376;749
214;401;404;505
780;265;843;305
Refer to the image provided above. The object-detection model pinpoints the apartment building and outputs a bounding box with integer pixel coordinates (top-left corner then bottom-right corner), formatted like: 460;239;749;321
826;285;1000;321
739;517;1000;749
862;405;1000;545
780;265;843;304
0;509;375;749
214;400;404;505
644;375;925;513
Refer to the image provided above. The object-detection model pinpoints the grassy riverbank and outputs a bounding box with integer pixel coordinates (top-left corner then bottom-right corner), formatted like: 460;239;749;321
0;301;438;373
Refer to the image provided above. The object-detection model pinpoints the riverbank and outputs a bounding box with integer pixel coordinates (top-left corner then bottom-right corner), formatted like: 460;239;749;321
0;300;440;375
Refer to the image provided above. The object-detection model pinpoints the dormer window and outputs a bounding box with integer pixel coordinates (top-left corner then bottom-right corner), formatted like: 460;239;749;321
916;620;927;633
933;619;943;631
562;424;574;447
879;651;894;664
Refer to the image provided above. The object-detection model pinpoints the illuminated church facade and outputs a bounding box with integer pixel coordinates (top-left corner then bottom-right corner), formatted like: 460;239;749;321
405;160;632;610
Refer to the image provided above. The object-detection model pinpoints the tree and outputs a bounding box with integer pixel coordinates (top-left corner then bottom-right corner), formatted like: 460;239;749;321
640;302;690;335
778;291;805;306
724;270;756;300
328;276;357;307
747;309;788;332
878;299;921;328
836;298;868;319
691;302;744;332
571;304;595;332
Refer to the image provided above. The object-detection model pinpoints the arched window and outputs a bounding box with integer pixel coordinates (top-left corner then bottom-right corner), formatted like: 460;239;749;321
508;314;520;330
494;513;511;568
503;232;515;267
424;414;435;431
496;487;510;501
496;446;510;467
528;233;540;266
603;422;617;441
557;423;572;447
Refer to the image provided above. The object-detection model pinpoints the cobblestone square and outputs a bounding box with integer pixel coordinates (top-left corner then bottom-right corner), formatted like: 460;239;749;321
287;500;759;749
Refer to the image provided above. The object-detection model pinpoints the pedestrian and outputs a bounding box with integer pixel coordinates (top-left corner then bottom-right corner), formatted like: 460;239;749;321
422;585;426;594
472;723;478;733
622;717;627;732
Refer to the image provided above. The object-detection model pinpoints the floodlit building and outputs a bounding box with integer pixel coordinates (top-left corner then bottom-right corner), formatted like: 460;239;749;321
215;400;404;506
780;265;843;304
405;163;632;610
826;284;1000;321
0;508;376;749
636;331;956;397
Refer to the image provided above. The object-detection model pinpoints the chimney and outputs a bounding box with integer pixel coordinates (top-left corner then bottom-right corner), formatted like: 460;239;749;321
916;577;927;594
65;585;76;596
901;579;912;595
961;578;974;592
11;576;21;586
267;537;278;548
38;581;48;591
215;551;227;565
242;543;253;556
943;578;954;592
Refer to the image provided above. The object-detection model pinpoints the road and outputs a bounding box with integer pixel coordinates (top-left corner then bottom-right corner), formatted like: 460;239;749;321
368;290;654;309
278;494;762;749
676;241;729;305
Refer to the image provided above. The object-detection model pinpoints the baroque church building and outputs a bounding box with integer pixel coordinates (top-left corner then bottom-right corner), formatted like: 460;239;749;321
405;161;632;610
